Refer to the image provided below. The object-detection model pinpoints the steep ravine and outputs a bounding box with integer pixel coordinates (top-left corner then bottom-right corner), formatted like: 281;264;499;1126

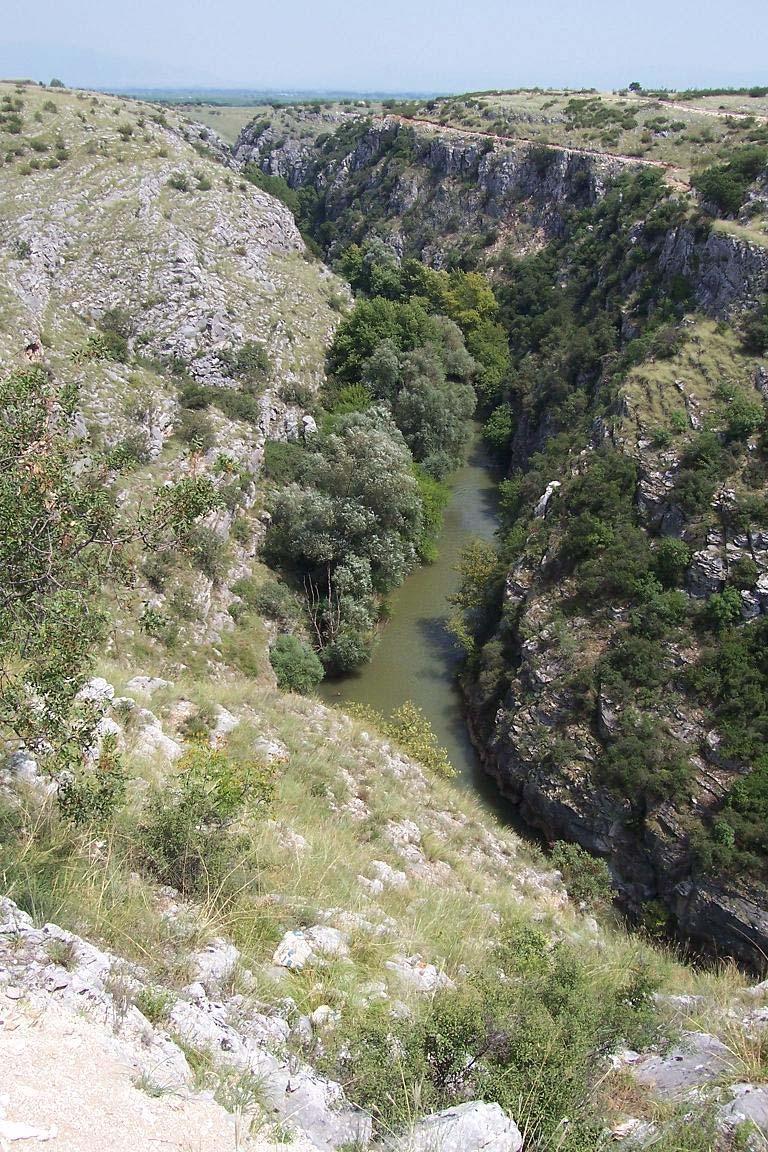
240;110;768;967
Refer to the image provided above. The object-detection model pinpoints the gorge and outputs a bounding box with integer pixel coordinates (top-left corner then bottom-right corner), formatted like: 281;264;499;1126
236;95;768;965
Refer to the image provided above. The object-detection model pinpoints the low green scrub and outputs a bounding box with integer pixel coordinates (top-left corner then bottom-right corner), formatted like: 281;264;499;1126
321;920;659;1150
693;146;768;216
550;841;613;909
139;743;273;895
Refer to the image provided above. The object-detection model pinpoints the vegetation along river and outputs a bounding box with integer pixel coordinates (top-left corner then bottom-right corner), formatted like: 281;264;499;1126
319;426;503;801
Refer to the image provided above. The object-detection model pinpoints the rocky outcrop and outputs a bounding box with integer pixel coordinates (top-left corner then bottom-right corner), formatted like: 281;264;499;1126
656;224;768;314
238;117;625;264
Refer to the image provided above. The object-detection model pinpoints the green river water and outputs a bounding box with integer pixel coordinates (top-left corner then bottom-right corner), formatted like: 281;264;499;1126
319;427;506;803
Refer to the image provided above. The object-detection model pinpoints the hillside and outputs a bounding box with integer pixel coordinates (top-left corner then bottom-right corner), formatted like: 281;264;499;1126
2;79;768;1152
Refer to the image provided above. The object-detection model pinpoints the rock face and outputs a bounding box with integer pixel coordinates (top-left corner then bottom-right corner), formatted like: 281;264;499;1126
657;224;768;315
237;117;624;265
0;896;369;1150
240;113;768;326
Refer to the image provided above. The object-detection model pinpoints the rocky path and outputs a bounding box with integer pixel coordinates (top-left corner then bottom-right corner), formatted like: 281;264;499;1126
387;115;692;191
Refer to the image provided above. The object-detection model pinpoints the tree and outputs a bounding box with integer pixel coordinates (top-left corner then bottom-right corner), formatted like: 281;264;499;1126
265;408;424;669
0;369;116;756
0;368;219;775
49;78;65;88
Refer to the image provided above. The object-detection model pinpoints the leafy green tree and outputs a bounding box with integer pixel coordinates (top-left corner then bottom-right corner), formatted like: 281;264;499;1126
0;368;220;787
328;297;437;382
265;408;423;669
0;368;115;755
653;537;691;588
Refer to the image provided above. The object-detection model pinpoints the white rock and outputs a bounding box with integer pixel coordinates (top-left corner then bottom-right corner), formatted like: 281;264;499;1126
184;982;207;1003
212;706;239;746
273;931;315;971
358;876;385;897
134;723;183;763
310;1005;340;1030
305;926;348;959
534;480;561;519
254;736;289;763
191;939;240;989
76;677;115;706
387;1101;522;1152
385;955;455;995
124;676;173;696
370;860;408;889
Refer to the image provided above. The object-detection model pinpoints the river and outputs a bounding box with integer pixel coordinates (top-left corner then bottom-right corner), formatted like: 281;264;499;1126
319;427;506;804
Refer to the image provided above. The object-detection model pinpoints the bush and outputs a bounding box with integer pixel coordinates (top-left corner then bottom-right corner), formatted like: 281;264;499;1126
167;171;189;192
693;147;768;216
269;634;324;693
705;585;742;631
187;525;228;583
323;920;659;1147
139;744;272;894
387;701;454;777
176;408;215;453
653;538;691;588
56;735;127;828
550;841;613;909
237;577;298;624
219;340;271;386
741;304;768;355
730;556;760;589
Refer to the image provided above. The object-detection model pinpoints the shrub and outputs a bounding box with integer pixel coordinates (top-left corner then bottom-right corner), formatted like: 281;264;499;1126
138;744;273;894
653;537;691;588
387;701;454;777
741;303;768;356
693;147;768;216
550;841;613;909
176;408;215;453
233;577;298;624
730;556;760;589
705;585;742;631
135;986;174;1024
187;525;228;583
269;634;324;693
219;340;271;386
167;171;189;192
483;403;514;455
324;920;659;1147
56;735;127;828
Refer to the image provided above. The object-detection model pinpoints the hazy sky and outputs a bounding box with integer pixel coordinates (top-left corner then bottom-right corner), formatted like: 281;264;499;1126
2;0;766;92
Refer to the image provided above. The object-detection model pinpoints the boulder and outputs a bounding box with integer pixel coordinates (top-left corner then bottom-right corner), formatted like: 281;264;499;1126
273;931;315;970
687;547;726;598
385;954;455;995
190;938;240;990
75;677;115;706
125;676;172;696
720;1083;768;1137
384;1101;522;1152
628;1032;733;1098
